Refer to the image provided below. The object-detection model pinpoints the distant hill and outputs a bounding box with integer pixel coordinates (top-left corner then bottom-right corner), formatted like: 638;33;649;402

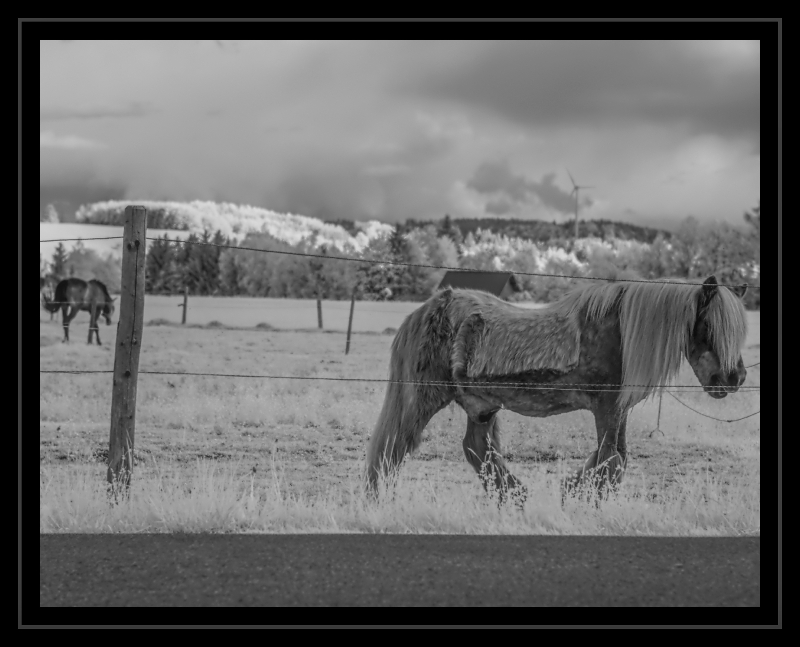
73;200;393;252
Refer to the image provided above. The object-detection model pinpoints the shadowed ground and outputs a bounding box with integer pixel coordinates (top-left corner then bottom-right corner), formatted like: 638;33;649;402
39;535;760;607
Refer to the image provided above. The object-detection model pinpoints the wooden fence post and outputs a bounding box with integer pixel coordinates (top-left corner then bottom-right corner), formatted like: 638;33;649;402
345;290;356;355
107;205;147;492
317;296;323;329
181;286;188;324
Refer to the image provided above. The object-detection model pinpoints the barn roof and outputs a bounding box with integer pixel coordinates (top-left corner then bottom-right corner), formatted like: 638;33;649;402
437;271;517;297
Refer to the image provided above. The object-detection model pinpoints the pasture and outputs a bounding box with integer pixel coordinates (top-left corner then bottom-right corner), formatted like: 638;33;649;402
39;298;760;535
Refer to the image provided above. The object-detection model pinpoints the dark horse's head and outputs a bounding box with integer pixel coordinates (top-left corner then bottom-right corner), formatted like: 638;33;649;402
687;276;748;399
103;298;116;325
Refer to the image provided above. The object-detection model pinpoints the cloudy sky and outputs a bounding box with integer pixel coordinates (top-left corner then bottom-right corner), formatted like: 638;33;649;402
40;40;760;230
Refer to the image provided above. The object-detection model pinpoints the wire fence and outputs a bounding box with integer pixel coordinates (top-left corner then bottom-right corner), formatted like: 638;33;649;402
37;368;761;392
38;299;417;313
39;232;762;427
665;391;761;423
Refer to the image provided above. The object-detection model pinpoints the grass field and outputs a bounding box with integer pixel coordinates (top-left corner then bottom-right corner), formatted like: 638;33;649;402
39;299;760;535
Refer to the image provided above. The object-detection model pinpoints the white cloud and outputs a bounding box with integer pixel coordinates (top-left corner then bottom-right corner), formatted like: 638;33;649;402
40;131;107;150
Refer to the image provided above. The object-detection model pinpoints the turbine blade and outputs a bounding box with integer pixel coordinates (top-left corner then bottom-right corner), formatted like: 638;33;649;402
567;169;576;187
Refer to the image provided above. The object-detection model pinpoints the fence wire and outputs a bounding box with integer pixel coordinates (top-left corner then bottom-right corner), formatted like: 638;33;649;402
39;368;761;422
666;391;761;423
38;368;760;392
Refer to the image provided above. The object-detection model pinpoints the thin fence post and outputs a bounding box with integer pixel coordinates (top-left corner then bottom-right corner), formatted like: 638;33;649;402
345;289;356;355
317;295;323;329
648;390;665;438
107;205;147;493
181;286;188;324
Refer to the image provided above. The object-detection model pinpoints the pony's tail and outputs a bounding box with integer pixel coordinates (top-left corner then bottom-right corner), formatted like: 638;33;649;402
42;281;64;313
364;293;455;499
365;340;415;497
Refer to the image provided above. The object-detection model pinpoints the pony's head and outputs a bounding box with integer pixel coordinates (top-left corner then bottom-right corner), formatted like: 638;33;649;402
687;276;748;399
103;298;116;325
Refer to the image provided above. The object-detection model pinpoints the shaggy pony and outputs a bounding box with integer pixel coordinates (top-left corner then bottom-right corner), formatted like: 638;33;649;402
366;276;748;502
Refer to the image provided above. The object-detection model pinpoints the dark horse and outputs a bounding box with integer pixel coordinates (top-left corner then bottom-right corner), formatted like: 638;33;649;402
42;278;115;345
365;276;748;503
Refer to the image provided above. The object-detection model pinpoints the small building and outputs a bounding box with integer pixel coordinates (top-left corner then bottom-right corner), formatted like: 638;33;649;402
437;271;518;300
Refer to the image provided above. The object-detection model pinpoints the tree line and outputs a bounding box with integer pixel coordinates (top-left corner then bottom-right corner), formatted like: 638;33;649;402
40;204;760;309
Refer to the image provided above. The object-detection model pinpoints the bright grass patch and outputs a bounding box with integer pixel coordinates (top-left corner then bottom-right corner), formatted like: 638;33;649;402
40;309;759;536
39;455;759;535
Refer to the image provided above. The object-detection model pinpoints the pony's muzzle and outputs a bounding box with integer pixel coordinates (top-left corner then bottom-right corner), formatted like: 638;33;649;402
704;369;744;398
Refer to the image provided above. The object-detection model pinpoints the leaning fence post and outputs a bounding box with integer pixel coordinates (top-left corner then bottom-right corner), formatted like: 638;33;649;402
107;205;147;492
648;390;665;438
181;286;188;324
345;289;356;355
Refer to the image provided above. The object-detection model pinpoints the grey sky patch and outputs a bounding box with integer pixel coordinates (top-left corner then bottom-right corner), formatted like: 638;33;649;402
40;101;154;121
485;197;513;215
38;40;760;225
409;41;760;151
40;131;107;150
468;162;579;215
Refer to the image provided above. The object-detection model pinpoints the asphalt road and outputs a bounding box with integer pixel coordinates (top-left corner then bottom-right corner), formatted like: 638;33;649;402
39;535;760;607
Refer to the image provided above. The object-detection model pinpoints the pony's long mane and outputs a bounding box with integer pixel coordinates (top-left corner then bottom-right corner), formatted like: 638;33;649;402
555;280;748;410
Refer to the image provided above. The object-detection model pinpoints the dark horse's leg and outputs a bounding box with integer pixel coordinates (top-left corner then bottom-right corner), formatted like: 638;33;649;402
62;305;77;343
463;413;527;507
88;303;100;345
564;398;627;499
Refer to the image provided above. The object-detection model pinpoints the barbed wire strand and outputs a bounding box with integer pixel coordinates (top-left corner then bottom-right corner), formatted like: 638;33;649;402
38;301;418;312
150;236;761;289
38;368;760;393
39;236;123;243
39;235;760;289
666;391;760;423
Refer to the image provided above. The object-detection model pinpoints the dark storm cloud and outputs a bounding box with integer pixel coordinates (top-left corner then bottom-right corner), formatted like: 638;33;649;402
409;41;760;151
485;198;513;215
467;161;580;215
39;41;760;226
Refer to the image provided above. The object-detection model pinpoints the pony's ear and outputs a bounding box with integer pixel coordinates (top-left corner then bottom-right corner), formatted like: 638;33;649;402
730;283;748;299
700;276;718;307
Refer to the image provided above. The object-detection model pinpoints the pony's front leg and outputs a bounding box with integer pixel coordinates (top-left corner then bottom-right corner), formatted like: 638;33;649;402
463;413;527;507
563;403;627;500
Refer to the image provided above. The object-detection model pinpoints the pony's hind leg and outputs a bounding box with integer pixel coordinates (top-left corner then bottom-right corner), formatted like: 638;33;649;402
463;413;527;507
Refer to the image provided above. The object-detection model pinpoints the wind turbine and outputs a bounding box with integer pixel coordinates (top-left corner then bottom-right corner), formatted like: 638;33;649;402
567;169;594;241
